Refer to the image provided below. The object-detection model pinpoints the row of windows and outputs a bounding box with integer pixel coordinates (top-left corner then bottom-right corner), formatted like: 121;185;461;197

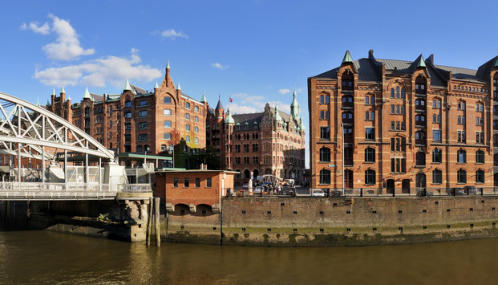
319;168;485;185
173;177;212;188
230;144;259;153
232;157;260;165
319;146;485;165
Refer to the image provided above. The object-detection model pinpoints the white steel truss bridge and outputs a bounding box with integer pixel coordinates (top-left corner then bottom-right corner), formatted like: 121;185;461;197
0;92;151;200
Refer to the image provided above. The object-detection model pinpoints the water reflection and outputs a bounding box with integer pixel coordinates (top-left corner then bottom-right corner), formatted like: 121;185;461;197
0;231;498;284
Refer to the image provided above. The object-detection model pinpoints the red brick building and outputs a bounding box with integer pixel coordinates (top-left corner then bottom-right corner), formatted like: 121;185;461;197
308;50;498;195
154;167;236;215
206;92;306;186
47;64;208;166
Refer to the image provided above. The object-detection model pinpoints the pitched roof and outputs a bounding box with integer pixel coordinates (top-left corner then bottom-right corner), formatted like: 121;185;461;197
311;51;492;85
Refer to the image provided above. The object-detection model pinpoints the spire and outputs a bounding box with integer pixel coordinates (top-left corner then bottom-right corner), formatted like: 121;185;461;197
124;79;132;91
416;54;426;68
200;91;207;103
177;82;181;90
61;87;65;94
291;89;300;119
274;105;282;121
83;87;93;101
215;97;223;110
224;108;235;124
154;81;159;89
342;50;353;64
167;61;170;69
51;89;56;96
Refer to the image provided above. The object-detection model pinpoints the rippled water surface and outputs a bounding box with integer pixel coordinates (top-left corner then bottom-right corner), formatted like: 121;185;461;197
1;231;498;284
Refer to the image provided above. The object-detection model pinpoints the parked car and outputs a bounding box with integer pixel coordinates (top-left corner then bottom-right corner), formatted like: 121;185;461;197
311;189;326;197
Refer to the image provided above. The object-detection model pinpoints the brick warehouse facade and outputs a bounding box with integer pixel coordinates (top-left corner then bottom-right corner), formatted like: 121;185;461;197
206;92;306;186
308;50;498;195
46;64;208;165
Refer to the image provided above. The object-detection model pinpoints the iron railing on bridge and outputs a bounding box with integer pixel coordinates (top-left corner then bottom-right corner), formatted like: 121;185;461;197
0;182;152;200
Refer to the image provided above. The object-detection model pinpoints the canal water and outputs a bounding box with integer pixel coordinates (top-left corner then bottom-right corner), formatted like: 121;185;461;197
1;231;498;284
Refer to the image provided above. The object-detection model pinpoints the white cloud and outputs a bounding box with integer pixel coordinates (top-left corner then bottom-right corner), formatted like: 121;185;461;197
212;62;229;70
42;15;95;60
34;49;161;87
278;88;290;95
160;29;189;39
20;21;50;35
278;88;303;95
22;14;95;60
227;103;258;114
226;93;291;114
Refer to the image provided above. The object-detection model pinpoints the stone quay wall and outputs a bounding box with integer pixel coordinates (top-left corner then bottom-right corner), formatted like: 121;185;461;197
164;196;498;246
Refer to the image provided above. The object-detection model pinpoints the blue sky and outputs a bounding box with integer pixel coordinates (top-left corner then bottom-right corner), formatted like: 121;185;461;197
1;0;497;166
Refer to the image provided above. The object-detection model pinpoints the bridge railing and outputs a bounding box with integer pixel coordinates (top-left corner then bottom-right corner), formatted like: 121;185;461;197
120;184;152;193
0;181;152;200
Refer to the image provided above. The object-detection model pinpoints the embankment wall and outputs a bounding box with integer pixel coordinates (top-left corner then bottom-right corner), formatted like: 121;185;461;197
165;196;498;246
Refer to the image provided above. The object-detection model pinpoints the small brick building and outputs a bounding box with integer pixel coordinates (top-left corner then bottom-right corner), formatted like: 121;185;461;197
154;166;237;215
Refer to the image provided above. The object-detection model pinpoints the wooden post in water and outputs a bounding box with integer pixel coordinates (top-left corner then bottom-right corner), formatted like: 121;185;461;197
155;197;161;247
146;197;153;246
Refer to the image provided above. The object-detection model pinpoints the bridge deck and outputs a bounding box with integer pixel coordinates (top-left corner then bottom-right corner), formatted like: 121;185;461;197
0;182;152;201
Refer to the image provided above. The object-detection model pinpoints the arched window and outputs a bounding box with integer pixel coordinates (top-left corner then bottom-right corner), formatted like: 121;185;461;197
476;169;485;184
457;149;466;163
416;152;426;166
415;75;427;94
433;169;442;184
433;98;441;109
432;148;442;163
476;150;485;163
390;88;395;98
457;169;467;183
396;86;400;98
365;169;376;185
365;148;375;162
320;169;331;185
320;94;330;104
342;70;354;90
401;88;406;99
319;147;330;162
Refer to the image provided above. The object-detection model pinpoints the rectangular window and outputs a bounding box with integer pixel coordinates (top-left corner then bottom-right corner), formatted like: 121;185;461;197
476;132;484;144
163;121;171;128
184;178;190;187
195;178;200;187
173;178;178;187
163;97;172;104
365;128;375;140
163;109;172;115
163;133;171;140
320;127;330;140
186;102;191;109
138;110;147;117
433;130;441;142
206;177;212;187
138;134;148;141
138;122;148;129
